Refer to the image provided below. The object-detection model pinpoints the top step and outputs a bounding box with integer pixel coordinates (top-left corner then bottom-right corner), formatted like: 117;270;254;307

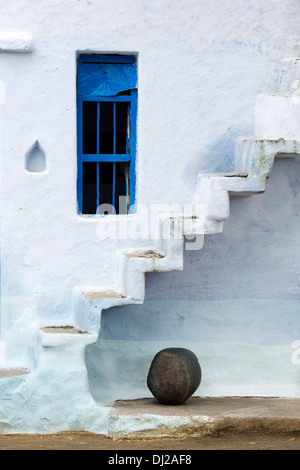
125;250;165;259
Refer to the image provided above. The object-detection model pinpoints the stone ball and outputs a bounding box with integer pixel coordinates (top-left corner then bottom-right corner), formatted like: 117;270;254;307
147;347;201;405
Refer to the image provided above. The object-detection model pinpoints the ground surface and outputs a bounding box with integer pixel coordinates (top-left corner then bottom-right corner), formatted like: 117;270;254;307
0;432;299;450
1;397;299;451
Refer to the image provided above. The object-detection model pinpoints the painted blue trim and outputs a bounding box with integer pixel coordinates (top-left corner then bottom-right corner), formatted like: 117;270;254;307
82;96;131;102
129;89;137;214
78;54;136;64
82;155;131;162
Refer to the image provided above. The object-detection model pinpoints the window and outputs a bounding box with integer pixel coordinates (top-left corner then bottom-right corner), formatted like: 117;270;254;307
77;54;137;214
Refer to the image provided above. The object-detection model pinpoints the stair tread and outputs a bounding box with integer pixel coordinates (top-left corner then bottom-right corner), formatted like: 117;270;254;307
41;326;87;335
0;368;29;378
83;289;126;300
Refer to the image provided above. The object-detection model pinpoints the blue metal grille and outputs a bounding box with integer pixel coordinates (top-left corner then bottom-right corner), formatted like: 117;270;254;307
77;55;137;214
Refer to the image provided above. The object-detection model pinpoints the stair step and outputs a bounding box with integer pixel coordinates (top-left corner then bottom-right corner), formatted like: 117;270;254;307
41;326;85;334
0;368;29;378
125;250;165;259
82;289;126;300
40;326;98;346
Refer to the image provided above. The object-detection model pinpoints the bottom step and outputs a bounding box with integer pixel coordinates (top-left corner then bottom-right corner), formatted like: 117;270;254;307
108;396;300;440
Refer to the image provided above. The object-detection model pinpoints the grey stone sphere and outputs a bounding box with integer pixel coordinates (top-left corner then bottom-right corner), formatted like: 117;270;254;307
147;348;201;405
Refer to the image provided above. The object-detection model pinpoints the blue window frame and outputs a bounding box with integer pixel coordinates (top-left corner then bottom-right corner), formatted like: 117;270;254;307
77;54;137;214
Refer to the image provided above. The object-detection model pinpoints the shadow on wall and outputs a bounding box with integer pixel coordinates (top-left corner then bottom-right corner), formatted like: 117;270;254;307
85;156;300;401
196;131;237;174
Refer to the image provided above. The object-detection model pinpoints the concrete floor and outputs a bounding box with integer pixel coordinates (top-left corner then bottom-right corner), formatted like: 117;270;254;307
108;396;300;439
0;397;299;450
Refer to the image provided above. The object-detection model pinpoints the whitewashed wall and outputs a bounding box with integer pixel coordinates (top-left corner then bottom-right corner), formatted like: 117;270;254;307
0;0;299;396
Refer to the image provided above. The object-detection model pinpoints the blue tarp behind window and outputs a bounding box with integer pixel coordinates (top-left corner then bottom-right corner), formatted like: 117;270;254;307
77;62;137;96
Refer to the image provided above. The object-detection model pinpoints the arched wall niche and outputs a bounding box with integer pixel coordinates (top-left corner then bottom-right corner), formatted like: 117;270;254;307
25;141;46;173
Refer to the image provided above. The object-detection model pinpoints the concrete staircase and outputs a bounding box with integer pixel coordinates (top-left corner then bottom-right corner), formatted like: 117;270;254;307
72;136;300;336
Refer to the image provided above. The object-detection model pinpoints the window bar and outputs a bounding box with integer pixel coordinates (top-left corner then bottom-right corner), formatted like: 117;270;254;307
77;96;83;214
97;102;100;154
96;162;100;212
126;102;131;154
125;164;129;214
112;102;116;214
96;102;100;212
113;102;116;154
112;162;116;214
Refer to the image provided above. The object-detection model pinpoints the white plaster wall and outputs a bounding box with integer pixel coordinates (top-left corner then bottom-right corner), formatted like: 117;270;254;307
255;95;300;140
0;0;299;372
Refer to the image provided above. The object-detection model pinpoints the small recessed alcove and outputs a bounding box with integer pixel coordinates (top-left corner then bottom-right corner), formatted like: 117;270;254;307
25;141;46;173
